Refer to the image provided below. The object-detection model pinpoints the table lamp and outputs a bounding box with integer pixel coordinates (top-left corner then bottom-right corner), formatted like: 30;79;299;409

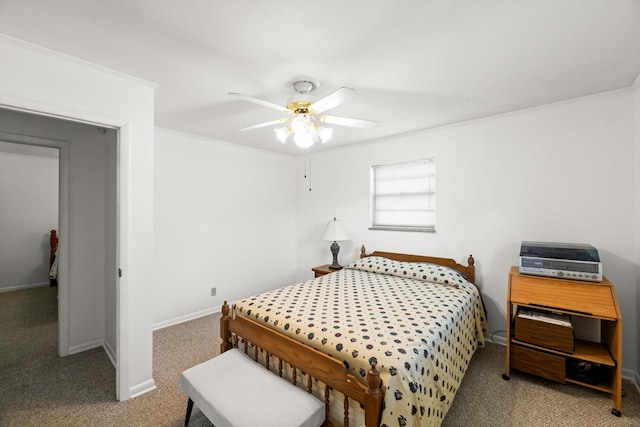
322;217;350;270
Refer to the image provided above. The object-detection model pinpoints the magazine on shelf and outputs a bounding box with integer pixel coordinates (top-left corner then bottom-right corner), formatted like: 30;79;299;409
517;308;571;327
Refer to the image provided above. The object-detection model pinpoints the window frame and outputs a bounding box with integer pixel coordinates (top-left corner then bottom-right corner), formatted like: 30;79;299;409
369;158;436;232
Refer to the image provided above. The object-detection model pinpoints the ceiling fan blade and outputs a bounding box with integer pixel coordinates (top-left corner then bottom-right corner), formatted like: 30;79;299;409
309;87;357;114
239;118;288;131
229;92;292;113
321;115;379;129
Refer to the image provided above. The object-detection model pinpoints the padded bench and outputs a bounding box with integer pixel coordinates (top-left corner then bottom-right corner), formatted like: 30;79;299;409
178;348;325;427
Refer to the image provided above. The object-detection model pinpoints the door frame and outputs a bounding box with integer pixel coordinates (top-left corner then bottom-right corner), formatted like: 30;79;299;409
0;104;130;401
0;131;71;355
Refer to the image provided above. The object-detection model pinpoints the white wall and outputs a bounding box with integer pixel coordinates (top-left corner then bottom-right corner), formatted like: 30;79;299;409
295;89;638;375
0;142;58;291
153;128;297;327
0;35;155;400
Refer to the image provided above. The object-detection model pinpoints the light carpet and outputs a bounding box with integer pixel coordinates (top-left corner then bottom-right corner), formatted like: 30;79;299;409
1;286;638;426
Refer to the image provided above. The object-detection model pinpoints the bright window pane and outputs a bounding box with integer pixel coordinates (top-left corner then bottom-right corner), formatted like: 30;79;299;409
371;159;435;231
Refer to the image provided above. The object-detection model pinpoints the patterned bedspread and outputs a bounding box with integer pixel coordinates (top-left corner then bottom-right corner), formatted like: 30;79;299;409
49;248;58;280
232;257;488;427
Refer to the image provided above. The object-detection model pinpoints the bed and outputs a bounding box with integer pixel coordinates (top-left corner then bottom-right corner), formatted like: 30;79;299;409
221;246;487;427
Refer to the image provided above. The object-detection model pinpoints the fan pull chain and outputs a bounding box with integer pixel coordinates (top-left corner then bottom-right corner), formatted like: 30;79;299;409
304;154;312;191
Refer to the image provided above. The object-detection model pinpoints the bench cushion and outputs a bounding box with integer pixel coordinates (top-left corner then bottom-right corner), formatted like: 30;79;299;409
178;349;325;427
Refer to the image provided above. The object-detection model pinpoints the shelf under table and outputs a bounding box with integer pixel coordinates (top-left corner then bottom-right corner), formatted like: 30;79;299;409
510;338;615;367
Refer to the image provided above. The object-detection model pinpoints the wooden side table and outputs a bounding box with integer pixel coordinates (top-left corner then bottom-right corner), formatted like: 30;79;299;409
504;266;623;417
312;264;338;278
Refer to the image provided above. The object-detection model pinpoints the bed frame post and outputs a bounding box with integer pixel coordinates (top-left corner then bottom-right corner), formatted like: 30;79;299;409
467;255;475;284
220;301;232;354
364;362;384;427
49;229;58;287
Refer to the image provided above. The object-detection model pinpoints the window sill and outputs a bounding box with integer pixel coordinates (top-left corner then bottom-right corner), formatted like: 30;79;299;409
368;226;435;233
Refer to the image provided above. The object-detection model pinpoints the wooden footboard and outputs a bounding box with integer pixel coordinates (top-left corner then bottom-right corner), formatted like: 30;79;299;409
220;301;385;427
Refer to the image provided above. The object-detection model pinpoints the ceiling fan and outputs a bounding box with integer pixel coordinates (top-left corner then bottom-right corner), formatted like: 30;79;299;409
229;79;378;148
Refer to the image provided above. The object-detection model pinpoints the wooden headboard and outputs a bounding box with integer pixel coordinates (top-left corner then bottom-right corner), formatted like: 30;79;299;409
360;245;476;284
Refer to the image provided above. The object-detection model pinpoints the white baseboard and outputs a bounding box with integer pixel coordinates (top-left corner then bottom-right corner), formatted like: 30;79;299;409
103;339;116;368
68;338;116;368
129;379;157;399
487;334;507;347
68;338;104;355
622;368;640;394
0;281;49;293
152;304;222;331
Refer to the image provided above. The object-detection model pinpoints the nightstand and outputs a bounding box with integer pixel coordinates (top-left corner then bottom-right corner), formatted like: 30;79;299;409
312;264;338;278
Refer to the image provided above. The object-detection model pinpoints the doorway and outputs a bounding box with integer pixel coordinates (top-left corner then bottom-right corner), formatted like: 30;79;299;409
0;108;119;397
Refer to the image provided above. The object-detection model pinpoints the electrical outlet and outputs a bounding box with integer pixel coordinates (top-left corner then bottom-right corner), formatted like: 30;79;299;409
210;287;216;297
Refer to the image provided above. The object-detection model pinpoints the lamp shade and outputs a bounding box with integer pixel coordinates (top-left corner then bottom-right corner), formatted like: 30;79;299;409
322;218;350;242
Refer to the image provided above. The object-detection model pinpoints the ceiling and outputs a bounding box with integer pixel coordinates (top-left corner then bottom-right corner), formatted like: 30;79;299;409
1;0;639;156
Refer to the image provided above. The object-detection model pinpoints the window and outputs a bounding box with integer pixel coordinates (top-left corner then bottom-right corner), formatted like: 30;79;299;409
370;159;435;232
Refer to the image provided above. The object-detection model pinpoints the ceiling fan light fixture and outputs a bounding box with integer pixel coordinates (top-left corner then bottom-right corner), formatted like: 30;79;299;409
317;126;332;143
294;131;314;148
291;115;308;134
275;127;290;143
231;83;377;150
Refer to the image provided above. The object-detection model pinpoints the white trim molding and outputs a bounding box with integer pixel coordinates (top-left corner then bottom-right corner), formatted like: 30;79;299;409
0;282;49;293
68;338;104;355
103;340;117;369
152;305;222;331
130;379;157;399
627;369;640;395
64;337;117;370
632;72;640;91
0;34;157;89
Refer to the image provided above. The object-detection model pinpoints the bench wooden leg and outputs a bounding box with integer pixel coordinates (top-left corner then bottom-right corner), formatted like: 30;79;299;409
184;397;194;426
